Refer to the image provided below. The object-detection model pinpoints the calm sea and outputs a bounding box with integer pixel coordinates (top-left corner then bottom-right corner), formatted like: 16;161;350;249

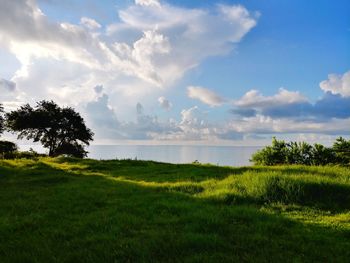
20;144;261;166
87;145;262;166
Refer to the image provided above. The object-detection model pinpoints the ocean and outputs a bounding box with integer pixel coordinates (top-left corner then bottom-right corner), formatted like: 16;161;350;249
87;145;262;166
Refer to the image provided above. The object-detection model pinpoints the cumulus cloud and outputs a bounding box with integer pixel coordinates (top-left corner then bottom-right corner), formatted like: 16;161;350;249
5;0;346;142
0;78;24;111
235;88;307;108
226;77;350;138
232;86;350;120
85;99;228;141
86;93;121;133
85;92;179;140
158;96;172;110
320;70;350;97
114;2;258;84
187;86;225;107
80;17;101;30
225;115;350;135
0;0;257;110
135;0;161;7
312;93;350;119
0;78;16;92
155;106;214;141
94;85;103;94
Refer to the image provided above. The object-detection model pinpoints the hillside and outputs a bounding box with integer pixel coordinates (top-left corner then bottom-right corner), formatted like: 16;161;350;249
0;158;349;262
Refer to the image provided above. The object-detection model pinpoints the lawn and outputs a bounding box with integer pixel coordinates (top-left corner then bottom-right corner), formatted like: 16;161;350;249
0;157;349;262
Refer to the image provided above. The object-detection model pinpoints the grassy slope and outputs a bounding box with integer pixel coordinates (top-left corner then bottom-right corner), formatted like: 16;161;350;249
0;158;349;262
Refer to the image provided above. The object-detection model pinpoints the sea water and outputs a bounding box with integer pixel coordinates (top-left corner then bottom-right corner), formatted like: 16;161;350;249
87;145;261;166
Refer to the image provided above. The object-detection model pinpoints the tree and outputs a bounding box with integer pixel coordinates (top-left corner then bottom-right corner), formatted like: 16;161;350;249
6;100;94;157
0;104;4;135
311;143;336;165
251;137;349;166
250;137;288;165
333;137;350;165
0;140;18;159
286;141;313;165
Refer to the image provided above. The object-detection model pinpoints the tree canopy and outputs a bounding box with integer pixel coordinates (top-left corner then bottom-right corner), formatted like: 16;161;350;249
6;100;94;157
0;104;4;135
0;140;18;159
333;137;350;164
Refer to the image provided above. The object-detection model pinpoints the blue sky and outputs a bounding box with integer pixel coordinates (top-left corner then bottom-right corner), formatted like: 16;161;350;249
0;0;349;145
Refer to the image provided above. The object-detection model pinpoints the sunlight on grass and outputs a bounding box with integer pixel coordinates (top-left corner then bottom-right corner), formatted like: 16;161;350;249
1;157;349;262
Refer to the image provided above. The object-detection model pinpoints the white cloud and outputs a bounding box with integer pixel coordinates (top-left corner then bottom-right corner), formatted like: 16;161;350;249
115;3;258;84
1;0;347;144
187;86;225;107
0;0;257;115
320;70;350;97
135;0;161;7
80;17;101;30
0;78;16;92
225;115;350;135
94;85;103;94
235;88;308;108
158;96;172;110
218;4;258;41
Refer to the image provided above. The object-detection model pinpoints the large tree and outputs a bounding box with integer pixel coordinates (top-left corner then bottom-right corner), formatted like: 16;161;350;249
0;104;4;135
6;100;94;157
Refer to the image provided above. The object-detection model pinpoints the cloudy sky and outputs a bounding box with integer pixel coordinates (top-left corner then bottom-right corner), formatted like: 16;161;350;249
0;0;349;145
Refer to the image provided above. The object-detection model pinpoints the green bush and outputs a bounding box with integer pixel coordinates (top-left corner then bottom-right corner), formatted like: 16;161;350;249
14;148;47;159
0;140;18;159
0;143;47;160
251;137;349;166
333;137;350;165
250;137;289;165
311;144;336;165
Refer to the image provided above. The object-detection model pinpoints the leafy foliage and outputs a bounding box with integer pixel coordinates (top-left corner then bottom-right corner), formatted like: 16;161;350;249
251;137;350;166
6;100;94;157
311;143;336;165
0;104;4;135
0;140;18;159
250;137;289;165
333;137;350;165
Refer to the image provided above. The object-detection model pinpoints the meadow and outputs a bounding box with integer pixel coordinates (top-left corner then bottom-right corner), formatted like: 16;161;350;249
0;157;349;262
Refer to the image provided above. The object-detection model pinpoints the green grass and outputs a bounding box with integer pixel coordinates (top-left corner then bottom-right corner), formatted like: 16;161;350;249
0;157;349;262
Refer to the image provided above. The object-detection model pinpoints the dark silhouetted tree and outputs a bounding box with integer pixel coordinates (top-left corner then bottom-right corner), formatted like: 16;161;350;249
6;100;94;157
311;143;336;165
0;140;18;159
0;104;4;135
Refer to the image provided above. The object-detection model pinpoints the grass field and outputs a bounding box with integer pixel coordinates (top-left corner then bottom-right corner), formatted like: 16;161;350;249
0;157;349;262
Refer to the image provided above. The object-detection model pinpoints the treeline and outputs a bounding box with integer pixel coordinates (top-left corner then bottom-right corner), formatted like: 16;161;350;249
251;137;350;166
0;101;93;159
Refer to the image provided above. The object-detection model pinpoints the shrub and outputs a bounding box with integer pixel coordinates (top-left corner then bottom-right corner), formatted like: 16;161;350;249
289;141;313;165
311;144;336;165
333;137;350;165
251;137;348;166
250;137;288;165
0;141;18;159
14;148;47;159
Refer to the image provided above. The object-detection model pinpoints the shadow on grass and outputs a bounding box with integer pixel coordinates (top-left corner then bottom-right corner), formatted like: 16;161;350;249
51;157;238;182
1;162;350;262
35;158;350;213
53;158;348;182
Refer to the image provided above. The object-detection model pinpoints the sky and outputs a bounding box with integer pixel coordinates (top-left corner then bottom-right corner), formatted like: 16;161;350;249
0;0;349;146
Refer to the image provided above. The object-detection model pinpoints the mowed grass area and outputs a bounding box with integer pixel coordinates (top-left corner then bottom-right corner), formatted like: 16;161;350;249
0;158;349;262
